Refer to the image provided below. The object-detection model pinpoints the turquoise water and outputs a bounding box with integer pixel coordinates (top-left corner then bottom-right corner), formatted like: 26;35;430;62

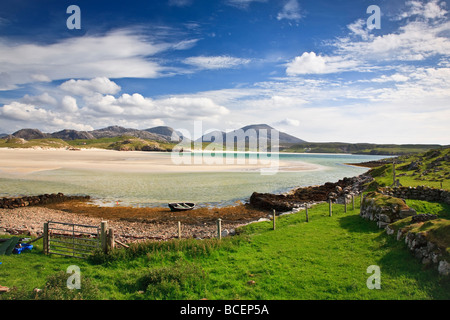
0;153;389;207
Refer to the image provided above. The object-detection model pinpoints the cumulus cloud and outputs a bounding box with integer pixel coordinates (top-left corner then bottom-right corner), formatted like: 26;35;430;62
286;52;358;75
21;92;58;106
0;102;49;122
61;96;78;113
60;77;121;96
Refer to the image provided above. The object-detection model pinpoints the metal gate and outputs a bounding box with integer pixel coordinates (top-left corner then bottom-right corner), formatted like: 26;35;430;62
45;221;102;259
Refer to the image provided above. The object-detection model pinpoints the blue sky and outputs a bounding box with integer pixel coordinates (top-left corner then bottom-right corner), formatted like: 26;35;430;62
0;0;449;144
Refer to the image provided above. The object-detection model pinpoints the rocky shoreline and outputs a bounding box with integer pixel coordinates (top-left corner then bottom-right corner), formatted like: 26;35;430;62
0;193;90;209
249;173;373;212
0;206;253;244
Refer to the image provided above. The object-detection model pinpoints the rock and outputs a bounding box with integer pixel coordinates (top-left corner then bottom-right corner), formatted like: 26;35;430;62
411;214;438;223
379;214;391;223
399;208;417;218
386;225;395;235
377;221;389;229
438;260;450;276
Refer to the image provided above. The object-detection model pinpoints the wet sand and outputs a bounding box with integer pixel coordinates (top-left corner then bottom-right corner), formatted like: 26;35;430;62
0;148;322;174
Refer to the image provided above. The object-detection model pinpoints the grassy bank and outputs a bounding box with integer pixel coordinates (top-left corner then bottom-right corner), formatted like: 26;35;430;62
1;197;449;300
366;147;450;190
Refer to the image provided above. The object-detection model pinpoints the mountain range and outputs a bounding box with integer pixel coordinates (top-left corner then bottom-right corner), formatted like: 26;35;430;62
3;124;305;146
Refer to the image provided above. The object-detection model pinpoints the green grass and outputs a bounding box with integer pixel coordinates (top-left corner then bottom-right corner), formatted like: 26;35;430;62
0;138;70;149
366;147;450;190
2;198;449;300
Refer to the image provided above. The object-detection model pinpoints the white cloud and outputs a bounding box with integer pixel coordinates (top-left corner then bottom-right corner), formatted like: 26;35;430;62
183;55;251;70
61;96;78;113
347;19;371;40
0;28;198;89
396;0;448;20
286;52;358;75
277;0;303;22
0;102;49;122
60;77;121;96
21;92;58;106
31;74;51;82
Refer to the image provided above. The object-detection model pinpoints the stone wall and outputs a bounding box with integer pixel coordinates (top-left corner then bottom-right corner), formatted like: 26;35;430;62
378;186;450;205
359;192;417;229
360;191;449;276
394;222;450;276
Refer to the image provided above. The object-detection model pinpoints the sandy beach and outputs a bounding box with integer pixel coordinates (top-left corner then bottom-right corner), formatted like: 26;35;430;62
0;148;322;174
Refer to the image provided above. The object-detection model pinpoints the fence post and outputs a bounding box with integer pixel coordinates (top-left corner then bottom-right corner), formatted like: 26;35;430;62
329;199;332;217
344;199;347;213
101;221;108;254
217;218;222;240
273;209;276;230
108;228;115;251
305;205;309;222
178;221;181;239
352;194;355;210
43;222;49;255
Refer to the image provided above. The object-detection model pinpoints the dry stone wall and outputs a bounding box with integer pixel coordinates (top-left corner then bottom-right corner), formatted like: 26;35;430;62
378;186;450;204
360;190;449;276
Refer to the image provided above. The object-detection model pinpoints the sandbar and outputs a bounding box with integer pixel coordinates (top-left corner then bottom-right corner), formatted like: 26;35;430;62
0;148;323;175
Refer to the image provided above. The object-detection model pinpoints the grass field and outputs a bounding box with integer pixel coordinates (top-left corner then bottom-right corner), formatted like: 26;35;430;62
1;197;449;300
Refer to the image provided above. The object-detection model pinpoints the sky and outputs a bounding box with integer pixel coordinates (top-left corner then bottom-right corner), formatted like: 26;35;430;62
0;0;449;144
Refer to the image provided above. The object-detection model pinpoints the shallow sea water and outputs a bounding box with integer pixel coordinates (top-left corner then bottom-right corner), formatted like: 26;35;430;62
0;152;389;208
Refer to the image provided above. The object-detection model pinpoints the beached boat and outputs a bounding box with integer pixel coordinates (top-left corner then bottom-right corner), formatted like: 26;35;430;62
168;202;195;211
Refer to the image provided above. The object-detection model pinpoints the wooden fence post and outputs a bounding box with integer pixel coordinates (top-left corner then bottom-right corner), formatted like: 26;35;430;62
101;221;108;254
108;228;115;251
273;209;276;230
344;199;347;213
305;205;309;222
178;221;181;239
329;199;332;217
43;222;49;255
217;218;222;240
352;195;355;210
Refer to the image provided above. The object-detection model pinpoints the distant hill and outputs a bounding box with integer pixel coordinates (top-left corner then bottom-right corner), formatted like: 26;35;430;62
3;125;444;155
88;126;166;141
144;126;182;142
10;126;170;142
199;124;306;148
12;128;49;140
51;129;95;140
